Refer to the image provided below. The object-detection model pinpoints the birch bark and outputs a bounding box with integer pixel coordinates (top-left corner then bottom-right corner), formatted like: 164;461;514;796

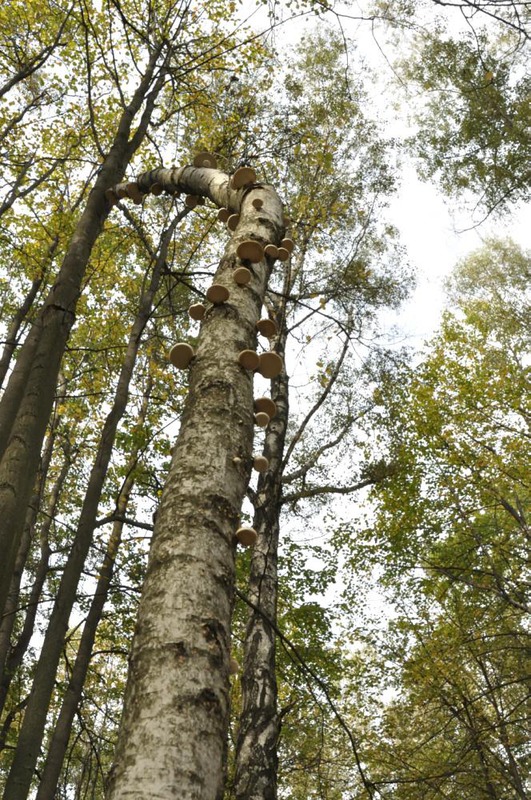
2;213;172;800
106;166;284;800
233;339;288;800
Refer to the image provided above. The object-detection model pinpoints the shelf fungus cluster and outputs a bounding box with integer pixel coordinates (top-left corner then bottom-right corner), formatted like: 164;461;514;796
115;156;289;564
237;349;284;381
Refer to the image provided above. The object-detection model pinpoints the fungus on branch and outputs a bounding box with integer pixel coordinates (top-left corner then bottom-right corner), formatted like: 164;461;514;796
193;151;218;169
125;183;143;204
231;166;257;189
236;240;264;263
227;214;240;231
188;303;206;321
256;318;278;338
236;527;258;547
254;397;277;419
264;244;279;260
253;455;269;472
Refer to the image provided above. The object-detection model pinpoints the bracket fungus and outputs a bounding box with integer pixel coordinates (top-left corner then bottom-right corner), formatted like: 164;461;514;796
188;303;206;321
258;352;283;379
276;247;290;262
206;284;229;304
227;214;240;231
254;411;270;428
280;238;295;253
238;350;260;371
253;455;269;472
233;267;252;286
125;183;143;204
169;343;194;369
254;397;277;419
193;151;218;168
256;318;278;338
150;182;164;196
217;208;230;222
264;244;279;260
231;166;257;189
185;195;203;209
252;197;263;210
236;240;264;263
236;526;258;547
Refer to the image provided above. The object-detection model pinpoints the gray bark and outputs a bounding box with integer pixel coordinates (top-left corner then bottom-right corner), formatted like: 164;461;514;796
0;453;68;719
2;215;171;800
35;380;152;800
234;333;288;800
0;274;44;390
0;43;167;617
106;167;284;800
0;376;67;712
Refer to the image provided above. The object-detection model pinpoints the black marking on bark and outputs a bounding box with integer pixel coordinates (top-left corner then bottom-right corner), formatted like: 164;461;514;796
165;641;188;662
197;687;221;712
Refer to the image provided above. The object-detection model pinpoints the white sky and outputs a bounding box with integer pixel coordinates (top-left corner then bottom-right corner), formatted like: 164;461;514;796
248;4;530;346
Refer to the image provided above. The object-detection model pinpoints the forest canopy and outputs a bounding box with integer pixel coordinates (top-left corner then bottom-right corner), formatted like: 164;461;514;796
0;0;529;798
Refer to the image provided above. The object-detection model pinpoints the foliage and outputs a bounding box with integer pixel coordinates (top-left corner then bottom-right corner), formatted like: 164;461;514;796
402;26;531;215
342;239;530;797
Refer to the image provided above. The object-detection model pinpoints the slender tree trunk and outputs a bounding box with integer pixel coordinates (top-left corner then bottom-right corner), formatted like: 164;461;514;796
0;43;166;616
233;326;288;800
0;374;67;703
36;379;152;800
0;274;43;390
2;218;171;800
105;167;284;800
0;452;69;719
0;234;59;389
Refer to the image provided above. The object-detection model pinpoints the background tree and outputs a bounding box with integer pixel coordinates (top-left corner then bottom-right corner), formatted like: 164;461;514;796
339;238;530;798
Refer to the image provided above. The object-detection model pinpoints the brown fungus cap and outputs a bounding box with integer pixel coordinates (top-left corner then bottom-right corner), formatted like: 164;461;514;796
237;239;264;263
206;284;229;304
238;350;260;371
258;352;283;379
254;397;277;419
169;343;194;369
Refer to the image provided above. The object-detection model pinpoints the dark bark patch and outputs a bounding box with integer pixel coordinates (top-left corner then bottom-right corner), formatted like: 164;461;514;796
202;618;224;646
196;687;222;713
164;641;188;662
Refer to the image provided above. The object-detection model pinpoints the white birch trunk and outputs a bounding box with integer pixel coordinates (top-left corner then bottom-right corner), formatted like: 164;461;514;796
106;166;284;800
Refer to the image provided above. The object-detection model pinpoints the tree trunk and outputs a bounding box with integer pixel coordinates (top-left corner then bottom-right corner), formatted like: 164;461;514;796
0;43;166;616
0;375;67;710
2;217;171;800
233;325;288;800
106;167;284;800
0;274;43;390
35;379;152;800
0;452;68;719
